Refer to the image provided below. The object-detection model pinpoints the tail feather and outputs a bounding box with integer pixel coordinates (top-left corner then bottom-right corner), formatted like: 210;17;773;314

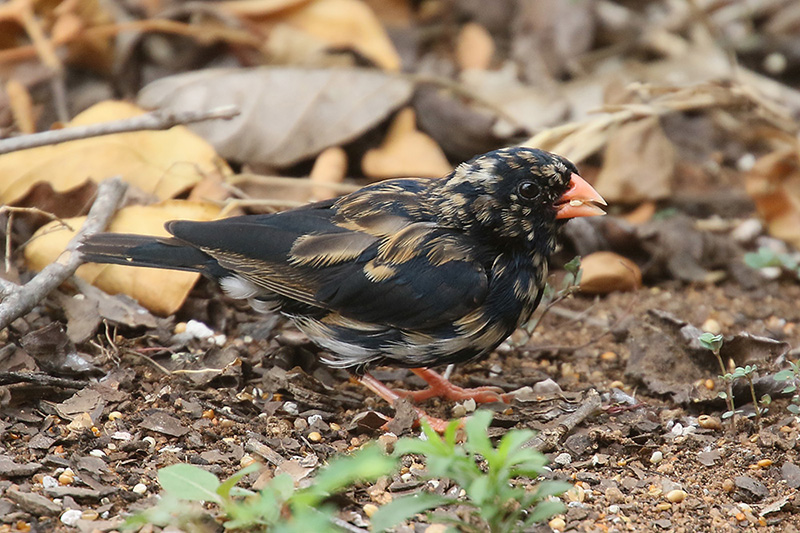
79;233;212;274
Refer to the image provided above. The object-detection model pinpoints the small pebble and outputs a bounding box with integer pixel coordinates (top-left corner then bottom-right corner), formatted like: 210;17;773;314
377;433;398;454
330;422;341;431
81;510;99;520
757;459;773;468
108;411;123;421
42;475;59;489
703;379;715;391
60;510;82;527
548;517;566;531
451;404;467;418
132;483;148;495
363;503;378;518
308;414;323;426
308;431;322;442
666;489;686;503
294;418;308;431
605;487;624;504
650;451;663;464
554;452;572;466
698;415;722;430
600;351;617;362
722;478;735;492
283;402;299;416
89;449;106;458
240;454;257;468
655;502;672;511
59;469;75;485
608;504;620;514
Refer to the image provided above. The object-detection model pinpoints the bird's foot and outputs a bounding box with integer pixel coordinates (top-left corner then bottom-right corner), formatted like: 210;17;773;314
356;372;462;433
398;368;510;403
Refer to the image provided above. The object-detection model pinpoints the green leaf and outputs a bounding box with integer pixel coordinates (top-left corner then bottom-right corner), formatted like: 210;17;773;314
464;410;494;459
370;493;454;532
530;480;572;500
775;370;795;382
302;446;396;500
718;391;728;399
467;475;491;505
788;404;800;414
698;333;723;352
157;464;222;504
525;500;566;524
783;385;797;394
722;411;734;419
217;463;261;500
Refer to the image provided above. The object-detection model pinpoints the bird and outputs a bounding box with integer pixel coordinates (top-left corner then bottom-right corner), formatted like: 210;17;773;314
79;147;606;427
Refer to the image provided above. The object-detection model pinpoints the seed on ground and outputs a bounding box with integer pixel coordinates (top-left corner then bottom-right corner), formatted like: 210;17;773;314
666;489;686;503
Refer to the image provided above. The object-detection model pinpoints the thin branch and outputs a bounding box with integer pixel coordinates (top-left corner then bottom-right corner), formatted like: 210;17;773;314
0;105;239;155
0;177;127;330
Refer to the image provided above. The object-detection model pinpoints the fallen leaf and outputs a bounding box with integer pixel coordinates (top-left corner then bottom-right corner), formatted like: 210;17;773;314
138;67;414;167
579;251;642;294
24;200;220;315
745;146;800;249
593;116;675;203
456;22;495;71
362;107;451;179
239;0;401;71
310;146;348;201
0;101;231;206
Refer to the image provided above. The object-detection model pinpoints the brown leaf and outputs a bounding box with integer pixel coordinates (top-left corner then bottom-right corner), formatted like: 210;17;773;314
138;67;414;167
362;108;451;179
745;146;800;249
593;116;675;203
579;251;642;294
0;101;231;206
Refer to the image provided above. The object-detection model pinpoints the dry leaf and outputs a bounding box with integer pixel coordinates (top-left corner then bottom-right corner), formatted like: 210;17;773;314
580;251;642;294
362;107;452;179
25;200;220;315
310;147;347;201
138;67;413;167
745;146;800;249
593;116;675;203
217;0;400;70
0;101;231;206
456;22;495;71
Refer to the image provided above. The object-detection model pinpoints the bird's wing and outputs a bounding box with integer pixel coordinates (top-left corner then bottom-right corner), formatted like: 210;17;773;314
167;188;488;330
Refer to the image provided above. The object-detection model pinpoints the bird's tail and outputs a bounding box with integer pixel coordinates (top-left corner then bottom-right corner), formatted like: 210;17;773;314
79;233;212;273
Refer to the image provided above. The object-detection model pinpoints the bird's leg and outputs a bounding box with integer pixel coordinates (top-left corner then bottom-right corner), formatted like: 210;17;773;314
393;368;511;403
357;373;452;433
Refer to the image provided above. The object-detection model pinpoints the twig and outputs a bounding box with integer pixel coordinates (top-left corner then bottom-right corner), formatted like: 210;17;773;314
0;177;127;330
0;105;239;155
524;388;602;452
0;371;88;389
2;206;75;273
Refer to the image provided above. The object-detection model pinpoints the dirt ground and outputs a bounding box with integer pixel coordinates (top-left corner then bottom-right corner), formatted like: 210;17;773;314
3;262;800;532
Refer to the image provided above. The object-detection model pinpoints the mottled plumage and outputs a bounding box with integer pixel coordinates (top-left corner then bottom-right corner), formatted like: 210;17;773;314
80;147;605;383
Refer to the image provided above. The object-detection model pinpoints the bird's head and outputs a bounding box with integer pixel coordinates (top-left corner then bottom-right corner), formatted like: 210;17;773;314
433;147;606;252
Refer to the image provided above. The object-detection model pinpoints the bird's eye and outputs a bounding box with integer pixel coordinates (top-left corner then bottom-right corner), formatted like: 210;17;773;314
518;181;540;200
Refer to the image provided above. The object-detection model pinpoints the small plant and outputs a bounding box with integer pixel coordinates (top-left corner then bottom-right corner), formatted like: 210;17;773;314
729;364;764;428
372;410;571;533
700;333;767;429
524;256;582;334
775;360;800;415
699;332;736;426
126;445;397;532
744;247;800;278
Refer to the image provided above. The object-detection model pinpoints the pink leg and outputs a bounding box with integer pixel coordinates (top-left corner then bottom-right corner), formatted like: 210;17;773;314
392;368;510;403
357;373;454;433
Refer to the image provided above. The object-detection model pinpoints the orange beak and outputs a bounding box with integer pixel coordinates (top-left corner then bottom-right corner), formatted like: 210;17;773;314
555;173;607;219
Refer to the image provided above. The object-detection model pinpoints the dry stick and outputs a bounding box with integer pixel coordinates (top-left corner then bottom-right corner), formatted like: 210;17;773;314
524;388;602;452
0;105;239;155
0;178;127;330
